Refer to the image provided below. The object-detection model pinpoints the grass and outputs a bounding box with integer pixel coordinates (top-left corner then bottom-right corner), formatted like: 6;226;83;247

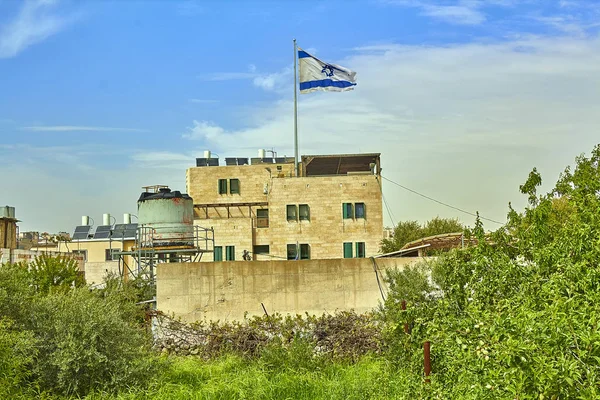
81;355;421;400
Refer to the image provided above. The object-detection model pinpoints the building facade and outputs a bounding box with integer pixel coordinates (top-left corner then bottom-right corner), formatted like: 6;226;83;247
186;153;384;261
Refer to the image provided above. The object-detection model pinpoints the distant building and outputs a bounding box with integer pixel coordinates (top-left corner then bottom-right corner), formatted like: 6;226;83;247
186;152;384;261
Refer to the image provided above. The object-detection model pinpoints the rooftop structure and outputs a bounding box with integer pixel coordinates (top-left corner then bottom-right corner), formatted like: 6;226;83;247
186;151;384;261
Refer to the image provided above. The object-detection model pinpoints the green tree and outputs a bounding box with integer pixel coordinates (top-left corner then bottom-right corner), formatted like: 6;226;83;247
26;254;84;294
382;144;600;398
381;217;464;253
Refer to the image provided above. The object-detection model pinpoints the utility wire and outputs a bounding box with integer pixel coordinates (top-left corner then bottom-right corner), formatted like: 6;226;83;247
381;175;504;226
376;176;396;228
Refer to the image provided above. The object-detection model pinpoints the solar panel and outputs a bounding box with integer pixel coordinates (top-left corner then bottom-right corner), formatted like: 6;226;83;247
93;225;112;239
72;225;91;240
207;158;219;166
196;158;207;167
237;157;249;165
225;158;237;166
111;223;137;239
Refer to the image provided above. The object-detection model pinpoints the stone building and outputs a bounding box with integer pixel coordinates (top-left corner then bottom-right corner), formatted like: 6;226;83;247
186;153;384;261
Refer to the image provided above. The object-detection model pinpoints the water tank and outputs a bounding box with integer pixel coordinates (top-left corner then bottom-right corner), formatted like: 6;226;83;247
123;213;132;224
204;150;211;159
102;213;111;226
1;206;15;219
137;188;194;247
258;149;265;159
81;215;90;225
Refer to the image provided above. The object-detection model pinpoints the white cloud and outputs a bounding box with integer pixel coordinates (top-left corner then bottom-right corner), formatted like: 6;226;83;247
0;0;74;58
421;4;486;25
178;35;600;227
182;120;226;140
22;125;147;132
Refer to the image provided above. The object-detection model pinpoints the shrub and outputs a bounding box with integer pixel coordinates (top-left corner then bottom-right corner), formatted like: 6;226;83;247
27;287;161;396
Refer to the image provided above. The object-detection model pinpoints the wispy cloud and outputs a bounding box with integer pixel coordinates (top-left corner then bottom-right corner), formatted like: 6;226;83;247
188;98;219;104
0;0;75;58
421;4;486;25
176;1;203;17
179;35;600;226
22;125;147;132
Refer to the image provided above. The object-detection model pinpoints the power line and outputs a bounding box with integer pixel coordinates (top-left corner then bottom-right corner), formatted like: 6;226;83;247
381;176;504;226
376;176;396;228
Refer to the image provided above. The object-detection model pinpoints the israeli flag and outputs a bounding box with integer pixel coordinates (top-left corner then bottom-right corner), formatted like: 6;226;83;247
298;48;357;94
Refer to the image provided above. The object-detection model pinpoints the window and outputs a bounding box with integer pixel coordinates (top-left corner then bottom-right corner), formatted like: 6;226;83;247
300;244;310;260
287;205;298;221
230;178;240;194
356;242;366;258
218;179;227;194
343;242;353;258
214;246;223;261
257;209;269;228
342;203;353;219
253;245;270;255
355;203;366;219
105;248;119;261
287;244;297;260
299;204;310;221
226;245;235;261
72;249;87;261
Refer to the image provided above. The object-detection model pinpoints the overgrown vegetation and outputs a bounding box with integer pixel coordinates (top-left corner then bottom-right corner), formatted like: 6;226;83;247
382;144;600;398
2;145;600;399
0;256;161;397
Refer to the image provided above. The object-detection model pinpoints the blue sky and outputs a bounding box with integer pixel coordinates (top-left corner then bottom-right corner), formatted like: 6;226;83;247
1;0;600;233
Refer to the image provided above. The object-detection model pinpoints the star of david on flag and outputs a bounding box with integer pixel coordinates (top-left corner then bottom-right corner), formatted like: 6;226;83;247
297;48;357;94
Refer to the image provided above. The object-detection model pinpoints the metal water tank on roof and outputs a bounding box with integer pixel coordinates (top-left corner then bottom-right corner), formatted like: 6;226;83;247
137;188;194;247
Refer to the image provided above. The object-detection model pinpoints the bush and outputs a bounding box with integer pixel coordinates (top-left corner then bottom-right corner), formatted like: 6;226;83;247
27;288;161;396
0;257;163;397
0;318;37;399
381;144;600;398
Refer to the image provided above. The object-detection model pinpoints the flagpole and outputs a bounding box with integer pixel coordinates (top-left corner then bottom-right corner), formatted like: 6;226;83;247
293;38;299;177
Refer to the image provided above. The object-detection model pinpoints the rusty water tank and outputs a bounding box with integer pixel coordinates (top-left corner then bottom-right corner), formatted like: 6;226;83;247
137;188;194;247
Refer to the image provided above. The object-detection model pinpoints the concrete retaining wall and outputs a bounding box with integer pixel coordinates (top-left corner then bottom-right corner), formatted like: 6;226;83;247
157;257;421;323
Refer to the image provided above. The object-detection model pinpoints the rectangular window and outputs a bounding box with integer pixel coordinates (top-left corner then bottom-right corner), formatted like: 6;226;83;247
300;244;310;260
72;249;87;261
287;244;298;260
213;246;223;261
257;208;269;228
230;178;240;194
226;246;235;261
343;242;353;258
105;248;119;261
287;204;298;221
253;245;270;255
356;242;366;258
218;179;228;194
299;204;310;221
342;203;354;219
355;203;366;219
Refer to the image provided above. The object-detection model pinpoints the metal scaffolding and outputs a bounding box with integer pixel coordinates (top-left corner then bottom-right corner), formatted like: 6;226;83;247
115;224;214;282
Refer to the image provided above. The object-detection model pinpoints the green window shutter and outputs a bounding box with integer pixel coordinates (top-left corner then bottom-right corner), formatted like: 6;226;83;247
287;205;298;221
226;246;235;261
343;242;353;258
355;242;365;258
300;244;310;260
218;179;228;194
287;244;298;260
230;179;240;194
214;246;223;261
299;204;310;221
342;203;353;219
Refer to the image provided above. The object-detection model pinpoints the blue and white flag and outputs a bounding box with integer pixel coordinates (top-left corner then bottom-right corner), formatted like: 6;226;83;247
298;48;357;94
